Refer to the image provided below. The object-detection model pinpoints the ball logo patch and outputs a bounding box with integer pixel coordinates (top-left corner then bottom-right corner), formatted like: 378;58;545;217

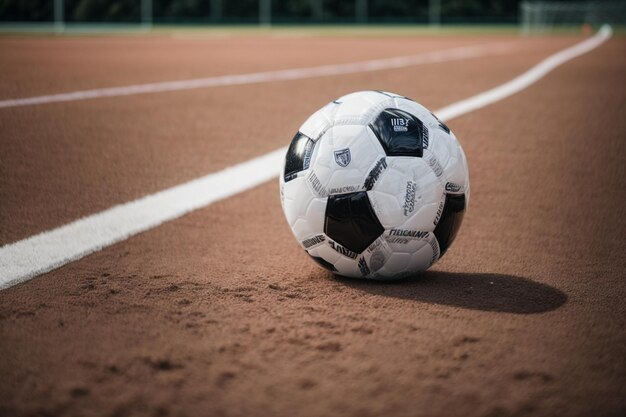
334;148;351;167
391;117;410;132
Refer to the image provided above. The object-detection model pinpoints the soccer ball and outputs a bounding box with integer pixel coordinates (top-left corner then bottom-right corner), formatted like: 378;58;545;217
279;91;469;279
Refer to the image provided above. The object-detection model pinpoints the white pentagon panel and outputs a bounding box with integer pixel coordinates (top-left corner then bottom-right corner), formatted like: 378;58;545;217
421;127;469;195
409;233;440;270
443;139;470;195
281;176;315;227
290;197;327;243
403;189;446;232
309;241;343;270
368;156;444;231
458;144;470;205
300;233;326;251
384;230;431;253
305;124;385;197
426;129;453;173
333;256;363;277
374;252;412;278
299;101;339;140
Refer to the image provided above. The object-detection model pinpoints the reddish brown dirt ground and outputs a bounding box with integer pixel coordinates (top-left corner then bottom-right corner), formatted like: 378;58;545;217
0;34;625;417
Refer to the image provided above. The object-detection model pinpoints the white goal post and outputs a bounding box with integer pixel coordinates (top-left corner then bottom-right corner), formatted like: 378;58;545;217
520;1;626;35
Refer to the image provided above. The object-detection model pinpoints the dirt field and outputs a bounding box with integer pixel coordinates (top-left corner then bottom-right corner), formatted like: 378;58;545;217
0;31;625;417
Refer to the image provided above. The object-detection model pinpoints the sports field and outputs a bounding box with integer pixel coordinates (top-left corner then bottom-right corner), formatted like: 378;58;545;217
0;27;625;416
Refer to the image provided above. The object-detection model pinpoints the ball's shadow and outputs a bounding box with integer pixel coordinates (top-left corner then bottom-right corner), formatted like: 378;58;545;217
338;271;567;314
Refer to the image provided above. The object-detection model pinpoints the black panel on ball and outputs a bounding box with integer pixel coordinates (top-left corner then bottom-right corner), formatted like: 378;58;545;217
308;254;337;272
433;194;466;256
284;132;315;182
369;108;428;157
324;192;384;254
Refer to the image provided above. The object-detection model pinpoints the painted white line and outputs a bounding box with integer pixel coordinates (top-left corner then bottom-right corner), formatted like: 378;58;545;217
0;43;513;109
0;26;612;290
0;148;288;290
437;25;612;120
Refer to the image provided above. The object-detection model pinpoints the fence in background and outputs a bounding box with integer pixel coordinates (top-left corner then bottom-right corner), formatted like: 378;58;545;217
520;1;626;34
0;0;523;31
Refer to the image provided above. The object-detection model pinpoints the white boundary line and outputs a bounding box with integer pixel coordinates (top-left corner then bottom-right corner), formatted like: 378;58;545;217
436;25;612;121
0;26;612;290
0;43;512;109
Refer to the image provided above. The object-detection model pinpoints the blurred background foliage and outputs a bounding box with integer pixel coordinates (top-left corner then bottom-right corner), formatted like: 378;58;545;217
0;0;522;23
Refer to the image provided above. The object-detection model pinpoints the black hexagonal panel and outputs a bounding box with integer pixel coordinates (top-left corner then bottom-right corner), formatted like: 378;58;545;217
307;253;336;272
324;191;384;254
369;108;428;157
433;194;466;256
284;132;315;182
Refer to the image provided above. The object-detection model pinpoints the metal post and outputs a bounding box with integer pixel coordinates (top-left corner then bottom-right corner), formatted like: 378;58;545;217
54;0;64;33
520;1;528;35
356;0;368;24
311;0;323;22
429;0;441;28
260;0;271;27
141;0;153;30
211;0;223;23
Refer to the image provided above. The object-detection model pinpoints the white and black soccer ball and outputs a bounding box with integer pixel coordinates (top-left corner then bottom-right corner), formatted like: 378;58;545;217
279;91;469;279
